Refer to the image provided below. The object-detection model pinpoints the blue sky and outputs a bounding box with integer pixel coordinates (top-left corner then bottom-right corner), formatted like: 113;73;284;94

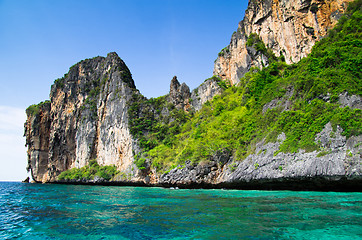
0;0;248;181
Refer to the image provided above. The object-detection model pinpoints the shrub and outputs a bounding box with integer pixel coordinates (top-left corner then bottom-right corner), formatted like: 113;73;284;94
134;158;147;170
57;159;119;181
218;47;230;57
26;100;50;116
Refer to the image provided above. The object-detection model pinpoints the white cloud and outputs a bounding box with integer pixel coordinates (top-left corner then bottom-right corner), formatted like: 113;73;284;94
0;106;28;181
0;106;26;131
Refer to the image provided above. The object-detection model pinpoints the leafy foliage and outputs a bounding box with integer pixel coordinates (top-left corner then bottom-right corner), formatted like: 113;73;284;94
134;157;147;170
26;100;50;116
246;33;285;63
246;33;266;51
218;47;230;57
127;92;190;151
54;77;65;88
57;159;119;181
139;1;362;172
205;75;231;90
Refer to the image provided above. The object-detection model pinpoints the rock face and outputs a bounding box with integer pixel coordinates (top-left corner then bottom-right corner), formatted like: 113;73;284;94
24;102;51;182
190;78;224;111
168;76;191;111
25;53;140;182
214;0;353;85
167;76;224;112
160;124;362;190
339;92;362;109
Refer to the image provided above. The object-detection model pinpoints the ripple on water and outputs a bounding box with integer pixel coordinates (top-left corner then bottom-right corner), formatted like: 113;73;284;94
0;182;361;240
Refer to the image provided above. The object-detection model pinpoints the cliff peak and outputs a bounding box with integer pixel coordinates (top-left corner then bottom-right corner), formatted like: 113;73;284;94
27;52;138;182
51;52;136;96
168;76;191;111
106;52;119;59
214;0;353;85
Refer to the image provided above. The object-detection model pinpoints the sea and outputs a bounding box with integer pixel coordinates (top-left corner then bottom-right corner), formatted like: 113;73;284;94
0;182;361;240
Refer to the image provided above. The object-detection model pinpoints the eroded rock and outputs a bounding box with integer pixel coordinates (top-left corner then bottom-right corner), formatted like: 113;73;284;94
214;0;353;85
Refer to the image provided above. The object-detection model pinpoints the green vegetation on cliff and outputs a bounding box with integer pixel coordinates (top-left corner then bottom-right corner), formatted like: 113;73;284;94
51;0;361;177
137;1;361;172
246;32;285;63
26;100;50;116
127;93;190;151
57;160;119;181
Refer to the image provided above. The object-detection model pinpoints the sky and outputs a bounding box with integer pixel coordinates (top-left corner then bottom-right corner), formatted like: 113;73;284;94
0;0;248;181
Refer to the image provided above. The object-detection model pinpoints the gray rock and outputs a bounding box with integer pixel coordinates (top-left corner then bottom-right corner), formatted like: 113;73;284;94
160;123;361;189
190;79;223;111
339;92;362;109
167;76;191;111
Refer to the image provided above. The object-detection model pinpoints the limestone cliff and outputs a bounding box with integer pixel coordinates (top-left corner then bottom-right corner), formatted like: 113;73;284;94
25;53;140;182
24;0;361;190
214;0;353;85
190;77;224;111
24;101;51;182
167;76;224;112
168;76;191;111
25;51;361;189
24;59;224;183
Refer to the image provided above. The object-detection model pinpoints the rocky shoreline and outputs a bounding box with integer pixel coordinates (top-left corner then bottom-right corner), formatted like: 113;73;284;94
52;126;362;192
52;176;362;192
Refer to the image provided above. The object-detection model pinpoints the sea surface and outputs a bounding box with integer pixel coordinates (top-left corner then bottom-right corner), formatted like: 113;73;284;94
0;182;361;240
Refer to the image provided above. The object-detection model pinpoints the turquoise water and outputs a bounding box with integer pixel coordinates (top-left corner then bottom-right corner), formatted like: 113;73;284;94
0;182;361;239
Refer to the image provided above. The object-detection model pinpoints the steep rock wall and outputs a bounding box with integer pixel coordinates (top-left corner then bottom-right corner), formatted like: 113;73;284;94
214;0;353;85
190;78;224;111
167;76;191;111
25;53;140;182
24;102;51;182
167;76;224;112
